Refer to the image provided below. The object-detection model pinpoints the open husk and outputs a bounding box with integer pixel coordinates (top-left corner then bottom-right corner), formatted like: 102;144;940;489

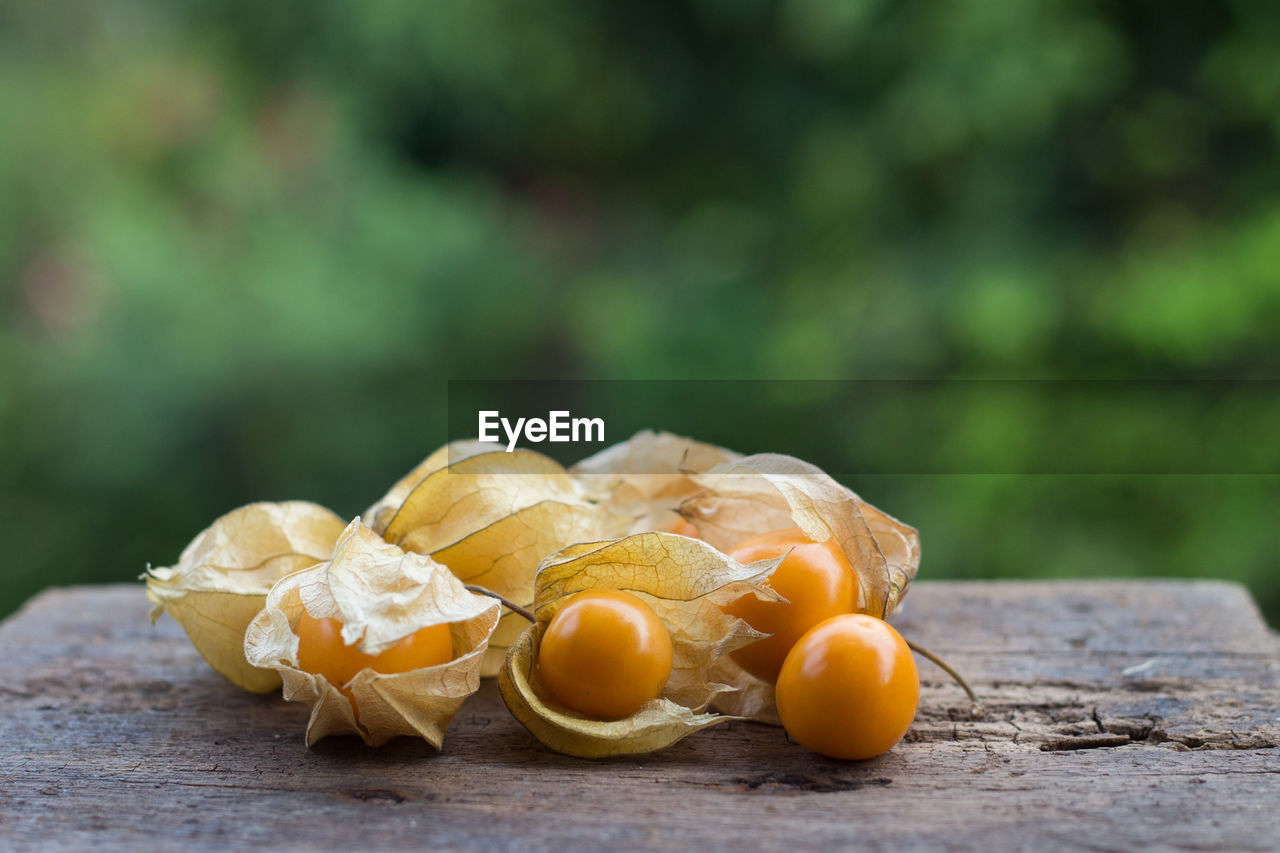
243;520;501;747
434;500;605;675
362;439;497;534
367;445;607;674
679;453;920;617
373;447;581;551
570;430;741;535
677;453;921;722
498;531;783;758
144;501;347;693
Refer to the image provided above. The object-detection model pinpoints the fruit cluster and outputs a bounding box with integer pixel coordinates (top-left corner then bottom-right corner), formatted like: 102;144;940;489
145;431;930;760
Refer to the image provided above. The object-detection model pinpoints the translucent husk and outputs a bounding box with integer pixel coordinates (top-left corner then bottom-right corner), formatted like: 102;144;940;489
374;447;581;551
243;520;501;747
706;656;781;724
362;439;497;535
366;444;608;674
570;429;741;535
679;453;921;619
433;500;604;676
498;531;783;758
144;501;347;693
678;453;921;723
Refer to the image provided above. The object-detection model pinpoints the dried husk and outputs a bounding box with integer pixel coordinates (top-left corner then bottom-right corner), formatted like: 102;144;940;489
374;447;581;551
679;453;921;618
677;453;921;723
368;445;608;674
144;501;347;693
498;531;784;758
570;430;741;536
433;500;605;676
705;656;781;724
243;520;501;747
362;439;496;534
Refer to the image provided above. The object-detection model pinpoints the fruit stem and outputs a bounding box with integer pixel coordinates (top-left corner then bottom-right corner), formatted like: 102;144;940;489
906;639;984;716
465;584;535;623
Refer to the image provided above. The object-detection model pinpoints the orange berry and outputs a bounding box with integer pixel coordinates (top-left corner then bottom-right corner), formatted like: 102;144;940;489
667;517;700;538
776;614;919;760
295;612;453;689
538;589;673;719
722;528;857;682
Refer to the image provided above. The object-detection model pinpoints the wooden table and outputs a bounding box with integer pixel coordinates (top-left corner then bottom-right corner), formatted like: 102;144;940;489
2;581;1277;851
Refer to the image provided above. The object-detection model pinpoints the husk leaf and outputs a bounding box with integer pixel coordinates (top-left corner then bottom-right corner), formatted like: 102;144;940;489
379;448;580;555
368;447;607;673
570;430;741;535
243;520;500;747
363;440;496;535
144;501;347;693
499;531;783;757
432;499;606;676
679;453;921;618
705;656;781;725
678;453;921;724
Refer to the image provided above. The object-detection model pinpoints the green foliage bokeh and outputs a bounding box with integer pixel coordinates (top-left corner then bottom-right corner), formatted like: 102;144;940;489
2;1;1277;622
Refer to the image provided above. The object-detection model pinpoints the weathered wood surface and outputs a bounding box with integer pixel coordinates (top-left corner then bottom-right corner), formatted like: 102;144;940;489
1;581;1277;852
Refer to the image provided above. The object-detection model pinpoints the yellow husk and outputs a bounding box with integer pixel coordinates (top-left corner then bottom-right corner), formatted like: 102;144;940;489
144;501;347;693
433;500;605;676
498;531;783;758
363;439;496;535
378;448;580;552
243;520;501;747
366;444;608;674
705;656;780;725
571;430;741;535
679;453;921;618
677;453;921;723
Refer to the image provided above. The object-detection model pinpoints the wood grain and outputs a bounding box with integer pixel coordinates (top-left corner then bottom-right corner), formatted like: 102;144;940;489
1;581;1277;851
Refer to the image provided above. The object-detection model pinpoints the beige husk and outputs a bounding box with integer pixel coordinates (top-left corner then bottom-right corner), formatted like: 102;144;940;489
433;500;605;675
677;453;921;723
144;501;347;693
375;448;581;551
679;453;920;618
365;444;608;674
243;520;500;747
706;657;780;724
498;531;783;758
570;429;741;535
362;439;498;535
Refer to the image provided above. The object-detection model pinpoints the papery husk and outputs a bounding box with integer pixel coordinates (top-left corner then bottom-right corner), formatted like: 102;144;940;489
706;657;780;725
498;532;783;758
376;448;581;553
679;453;921;619
363;440;496;535
678;453;921;725
144;501;347;693
432;500;606;676
570;430;741;536
368;445;607;674
243;520;501;747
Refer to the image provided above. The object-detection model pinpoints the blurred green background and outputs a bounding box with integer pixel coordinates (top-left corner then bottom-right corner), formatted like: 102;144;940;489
2;1;1278;623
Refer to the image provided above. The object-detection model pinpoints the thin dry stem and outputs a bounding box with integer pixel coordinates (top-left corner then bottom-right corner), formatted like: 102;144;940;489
465;584;535;623
907;638;984;717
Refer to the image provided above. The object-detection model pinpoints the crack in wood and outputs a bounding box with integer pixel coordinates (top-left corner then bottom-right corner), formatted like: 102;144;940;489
909;708;1280;753
736;772;894;793
341;789;410;804
1040;734;1133;751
